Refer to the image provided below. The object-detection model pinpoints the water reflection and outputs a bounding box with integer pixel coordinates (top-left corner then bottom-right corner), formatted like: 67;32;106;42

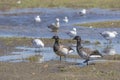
102;46;116;55
26;53;44;63
0;47;52;62
0;44;119;64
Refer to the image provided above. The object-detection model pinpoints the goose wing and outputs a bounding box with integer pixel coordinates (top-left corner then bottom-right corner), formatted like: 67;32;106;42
80;47;92;54
48;23;59;32
59;45;73;54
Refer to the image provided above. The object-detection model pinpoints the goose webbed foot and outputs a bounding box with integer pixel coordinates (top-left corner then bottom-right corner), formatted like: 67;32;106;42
83;59;89;65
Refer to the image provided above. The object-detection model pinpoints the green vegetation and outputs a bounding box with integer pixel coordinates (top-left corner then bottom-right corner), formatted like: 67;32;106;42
75;21;120;28
0;37;75;47
0;0;120;10
26;55;43;62
104;54;120;60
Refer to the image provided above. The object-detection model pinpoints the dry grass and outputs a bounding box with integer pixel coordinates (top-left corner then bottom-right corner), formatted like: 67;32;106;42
0;37;75;47
0;61;120;80
75;20;120;28
0;0;120;10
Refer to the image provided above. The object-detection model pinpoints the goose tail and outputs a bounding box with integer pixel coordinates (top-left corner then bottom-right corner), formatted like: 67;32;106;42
90;50;103;58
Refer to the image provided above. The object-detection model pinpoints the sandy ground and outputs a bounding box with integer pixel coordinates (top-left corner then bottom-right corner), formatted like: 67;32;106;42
0;60;120;80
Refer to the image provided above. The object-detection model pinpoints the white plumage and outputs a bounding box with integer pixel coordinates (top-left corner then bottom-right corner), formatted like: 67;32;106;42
48;18;60;32
32;39;44;51
63;16;68;23
66;28;77;38
100;31;118;44
35;15;41;22
79;9;87;16
17;0;21;4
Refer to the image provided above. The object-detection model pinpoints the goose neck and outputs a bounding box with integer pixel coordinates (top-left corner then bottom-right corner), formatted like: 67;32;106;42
76;40;81;47
53;39;59;52
54;39;59;45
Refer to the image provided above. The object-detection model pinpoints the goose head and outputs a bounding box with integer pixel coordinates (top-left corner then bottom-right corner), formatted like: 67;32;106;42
52;36;59;40
73;36;81;41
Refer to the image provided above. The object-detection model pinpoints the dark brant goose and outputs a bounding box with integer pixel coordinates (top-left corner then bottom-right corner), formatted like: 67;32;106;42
73;36;103;65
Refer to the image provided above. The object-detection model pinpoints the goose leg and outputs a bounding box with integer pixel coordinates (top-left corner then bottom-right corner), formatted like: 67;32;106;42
64;55;67;61
83;59;89;65
60;56;61;61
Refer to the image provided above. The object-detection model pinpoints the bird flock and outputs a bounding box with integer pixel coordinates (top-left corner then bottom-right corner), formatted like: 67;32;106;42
31;8;118;66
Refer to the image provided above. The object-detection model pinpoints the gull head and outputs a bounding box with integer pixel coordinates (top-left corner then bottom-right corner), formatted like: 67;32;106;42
56;18;60;22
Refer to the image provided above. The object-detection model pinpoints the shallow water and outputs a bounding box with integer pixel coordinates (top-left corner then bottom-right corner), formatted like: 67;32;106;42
0;8;120;63
0;43;119;64
0;8;120;38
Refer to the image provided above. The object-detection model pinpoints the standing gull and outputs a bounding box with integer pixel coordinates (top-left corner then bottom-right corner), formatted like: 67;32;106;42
66;28;77;38
32;38;44;52
35;15;41;22
79;9;87;16
48;18;60;32
63;16;68;23
100;31;118;44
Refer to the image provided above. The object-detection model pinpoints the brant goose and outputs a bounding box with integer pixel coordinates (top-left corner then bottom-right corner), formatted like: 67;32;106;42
73;36;103;65
52;36;74;61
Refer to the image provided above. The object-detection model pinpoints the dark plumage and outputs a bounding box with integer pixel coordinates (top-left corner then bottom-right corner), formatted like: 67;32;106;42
73;36;103;65
52;36;74;61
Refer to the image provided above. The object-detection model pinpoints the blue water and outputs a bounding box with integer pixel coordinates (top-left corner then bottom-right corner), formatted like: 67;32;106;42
0;8;120;63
